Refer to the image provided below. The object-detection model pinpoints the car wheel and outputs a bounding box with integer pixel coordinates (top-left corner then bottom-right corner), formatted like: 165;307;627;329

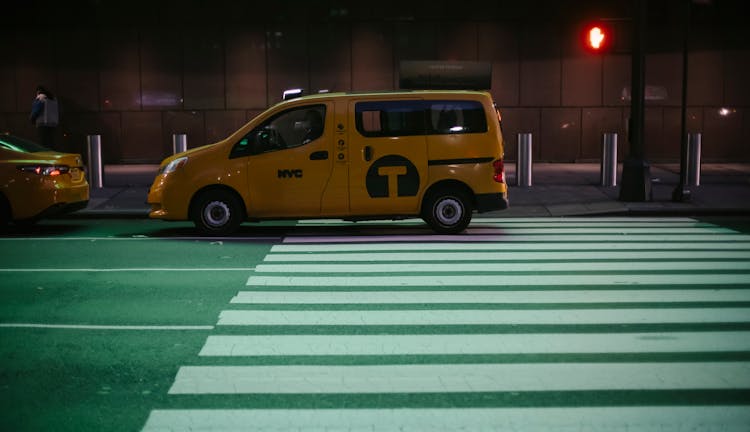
422;187;473;234
191;189;244;236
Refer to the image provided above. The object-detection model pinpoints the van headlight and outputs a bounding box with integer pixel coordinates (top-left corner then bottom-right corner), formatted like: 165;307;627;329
160;156;188;174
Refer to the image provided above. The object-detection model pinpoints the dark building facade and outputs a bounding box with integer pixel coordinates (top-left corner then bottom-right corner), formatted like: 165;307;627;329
1;0;748;164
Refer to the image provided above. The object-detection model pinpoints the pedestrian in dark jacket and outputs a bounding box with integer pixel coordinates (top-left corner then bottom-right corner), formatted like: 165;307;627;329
30;85;59;149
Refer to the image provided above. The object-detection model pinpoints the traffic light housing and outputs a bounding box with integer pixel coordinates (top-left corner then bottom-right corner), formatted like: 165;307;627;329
583;22;612;53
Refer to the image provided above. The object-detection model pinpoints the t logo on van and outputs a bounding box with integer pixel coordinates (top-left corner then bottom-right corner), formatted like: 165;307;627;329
278;169;303;178
366;155;419;198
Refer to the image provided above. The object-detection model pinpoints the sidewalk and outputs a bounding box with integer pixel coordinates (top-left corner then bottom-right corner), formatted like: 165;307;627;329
77;163;750;218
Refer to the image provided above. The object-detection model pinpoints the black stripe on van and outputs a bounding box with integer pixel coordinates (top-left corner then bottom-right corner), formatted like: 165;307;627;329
428;157;494;166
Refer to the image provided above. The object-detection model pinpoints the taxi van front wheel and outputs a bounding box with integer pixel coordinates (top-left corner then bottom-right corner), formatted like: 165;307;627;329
191;189;244;236
422;187;473;234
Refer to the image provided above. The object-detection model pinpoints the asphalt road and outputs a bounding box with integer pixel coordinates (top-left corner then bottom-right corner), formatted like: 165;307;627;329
1;216;750;431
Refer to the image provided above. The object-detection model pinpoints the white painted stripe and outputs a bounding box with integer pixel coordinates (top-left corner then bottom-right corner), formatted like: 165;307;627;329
199;331;750;356
271;241;750;252
298;216;702;224
298;220;723;229
265;250;750;262
167;362;750;394
0;236;280;242
254;261;750;273
246;273;750;286
216;308;750;326
231;289;750;304
0;268;254;273
473;217;701;223
0;323;213;330
142;407;750;432
296;227;733;235
465;227;736;234
283;234;750;243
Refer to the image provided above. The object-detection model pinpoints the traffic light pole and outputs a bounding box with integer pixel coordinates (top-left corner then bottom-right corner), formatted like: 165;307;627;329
672;0;692;202
619;0;652;202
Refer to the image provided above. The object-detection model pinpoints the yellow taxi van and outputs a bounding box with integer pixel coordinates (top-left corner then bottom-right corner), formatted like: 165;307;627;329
148;90;508;235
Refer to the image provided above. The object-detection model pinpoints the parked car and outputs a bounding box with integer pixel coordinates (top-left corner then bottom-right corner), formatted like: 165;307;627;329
0;133;89;225
148;90;508;235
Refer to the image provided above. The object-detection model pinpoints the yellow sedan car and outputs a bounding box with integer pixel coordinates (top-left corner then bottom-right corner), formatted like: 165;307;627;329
0;133;89;225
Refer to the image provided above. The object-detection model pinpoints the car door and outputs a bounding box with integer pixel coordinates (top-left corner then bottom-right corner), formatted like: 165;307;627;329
348;99;428;216
233;103;333;217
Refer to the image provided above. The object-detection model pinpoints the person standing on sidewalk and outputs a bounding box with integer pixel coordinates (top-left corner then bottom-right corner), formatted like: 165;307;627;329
29;85;59;149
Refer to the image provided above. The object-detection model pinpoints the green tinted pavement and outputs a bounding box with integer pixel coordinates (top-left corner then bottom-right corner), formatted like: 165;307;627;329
1;217;750;431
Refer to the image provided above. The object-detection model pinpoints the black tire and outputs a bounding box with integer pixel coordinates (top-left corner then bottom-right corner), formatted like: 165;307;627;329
421;187;473;234
191;189;244;236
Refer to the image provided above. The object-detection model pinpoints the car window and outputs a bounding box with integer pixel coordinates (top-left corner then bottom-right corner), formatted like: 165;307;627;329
0;134;51;153
231;105;326;159
355;100;487;138
428;101;487;134
355;101;425;137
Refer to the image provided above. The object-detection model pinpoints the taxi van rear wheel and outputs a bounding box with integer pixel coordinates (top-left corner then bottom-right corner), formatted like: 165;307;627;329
191;189;244;236
422;187;473;234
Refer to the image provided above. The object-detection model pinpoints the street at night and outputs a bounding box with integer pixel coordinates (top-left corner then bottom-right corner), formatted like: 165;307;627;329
1;217;749;431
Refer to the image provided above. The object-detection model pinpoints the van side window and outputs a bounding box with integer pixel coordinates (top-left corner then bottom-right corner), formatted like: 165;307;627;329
355;100;487;138
230;104;326;158
428;101;487;135
355;101;426;137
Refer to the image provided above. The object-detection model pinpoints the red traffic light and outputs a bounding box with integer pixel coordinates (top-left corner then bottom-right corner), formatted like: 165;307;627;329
583;23;611;52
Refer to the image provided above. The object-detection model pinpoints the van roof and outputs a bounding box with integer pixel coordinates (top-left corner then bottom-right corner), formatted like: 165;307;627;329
280;89;491;104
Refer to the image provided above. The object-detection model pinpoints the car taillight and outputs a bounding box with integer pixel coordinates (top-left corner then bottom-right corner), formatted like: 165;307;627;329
492;159;505;183
18;165;70;176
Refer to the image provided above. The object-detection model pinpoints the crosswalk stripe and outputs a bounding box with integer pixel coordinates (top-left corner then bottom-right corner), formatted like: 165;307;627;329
254;261;750;273
230;289;750;304
198;332;750;356
271;241;750;252
297;217;703;224
167;362;750;394
216;308;750;326
247;273;750;287
264;250;750;261
142;407;750;432
283;234;750;243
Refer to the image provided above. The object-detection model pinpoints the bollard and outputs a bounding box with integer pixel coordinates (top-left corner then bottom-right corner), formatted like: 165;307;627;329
687;133;701;186
600;132;618;187
172;133;187;154
516;133;533;187
86;134;103;189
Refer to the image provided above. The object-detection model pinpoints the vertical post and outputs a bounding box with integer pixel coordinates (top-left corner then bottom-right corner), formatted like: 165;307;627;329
688;133;702;186
172;133;187;154
619;0;652;202
86;134;103;189
516;133;533;187
601;133;618;187
673;0;693;202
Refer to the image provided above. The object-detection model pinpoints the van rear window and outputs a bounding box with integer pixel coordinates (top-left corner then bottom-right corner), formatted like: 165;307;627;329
355;100;487;138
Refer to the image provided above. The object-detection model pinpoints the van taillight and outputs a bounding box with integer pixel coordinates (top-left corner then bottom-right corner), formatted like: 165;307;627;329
493;159;505;183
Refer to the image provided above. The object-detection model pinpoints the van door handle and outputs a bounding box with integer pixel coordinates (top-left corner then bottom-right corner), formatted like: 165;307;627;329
309;150;328;160
364;146;373;162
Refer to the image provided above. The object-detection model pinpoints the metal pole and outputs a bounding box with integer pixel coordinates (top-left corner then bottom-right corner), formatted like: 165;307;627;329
673;0;692;202
601;133;618;187
172;133;187;154
619;0;652;202
688;133;702;186
86;134;103;189
516;133;532;187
